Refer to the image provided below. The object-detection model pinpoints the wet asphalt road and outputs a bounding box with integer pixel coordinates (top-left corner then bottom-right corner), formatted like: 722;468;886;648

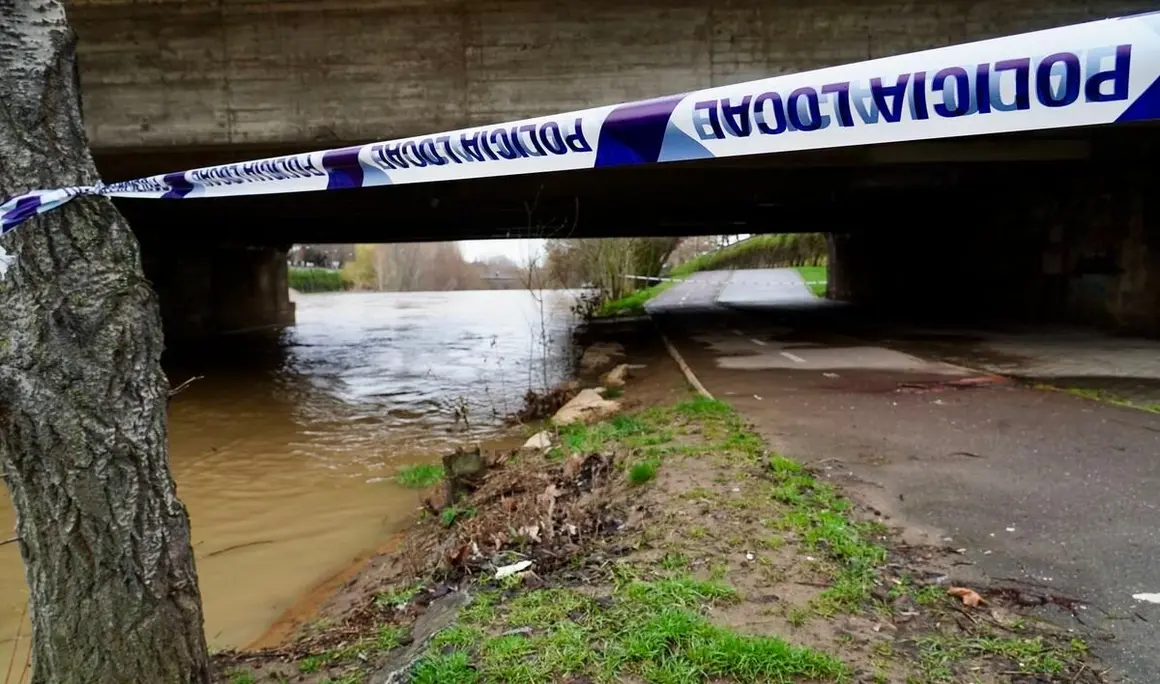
650;270;1160;682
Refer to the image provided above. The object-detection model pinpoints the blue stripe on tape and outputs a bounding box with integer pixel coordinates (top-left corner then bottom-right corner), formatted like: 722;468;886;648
1117;73;1160;122
594;95;685;167
161;173;195;200
3;196;44;232
658;121;715;162
322;148;365;190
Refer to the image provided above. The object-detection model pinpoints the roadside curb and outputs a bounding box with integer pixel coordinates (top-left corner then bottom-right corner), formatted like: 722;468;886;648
651;318;714;400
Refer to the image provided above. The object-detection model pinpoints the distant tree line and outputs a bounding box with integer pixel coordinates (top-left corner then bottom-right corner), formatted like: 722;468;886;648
288;234;826;297
544;238;680;299
339;243;528;292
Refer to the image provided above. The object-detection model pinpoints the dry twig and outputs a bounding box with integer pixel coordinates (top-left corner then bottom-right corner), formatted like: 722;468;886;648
168;375;203;398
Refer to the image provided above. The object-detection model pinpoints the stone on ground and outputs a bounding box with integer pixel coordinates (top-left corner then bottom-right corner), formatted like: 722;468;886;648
601;363;630;389
552;388;621;425
522;431;552;451
579;342;625;374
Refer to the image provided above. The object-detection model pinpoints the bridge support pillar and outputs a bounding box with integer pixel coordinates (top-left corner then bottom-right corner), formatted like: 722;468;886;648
140;242;296;345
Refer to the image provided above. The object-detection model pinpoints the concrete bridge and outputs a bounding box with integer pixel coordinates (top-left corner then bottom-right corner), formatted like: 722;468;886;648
63;0;1160;341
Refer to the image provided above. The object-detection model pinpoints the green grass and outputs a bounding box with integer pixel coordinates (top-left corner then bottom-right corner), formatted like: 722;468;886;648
288;267;347;293
596;282;672;317
915;635;1084;680
411;651;478;684
395;463;444;489
659;552;689;571
913;584;946;606
628;460;658;485
298;656;322;673
669;234;827;278
673;396;732;418
765;456;886;614
440;504;476;528
375;584;420;609
795;265;828;297
557;414;661;454
415;576;847;683
228;672;256;684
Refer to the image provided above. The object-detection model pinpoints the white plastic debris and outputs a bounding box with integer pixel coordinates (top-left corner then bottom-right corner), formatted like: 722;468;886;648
1132;593;1160;604
0;246;14;281
745;552;754;561
495;560;533;580
522;431;552;450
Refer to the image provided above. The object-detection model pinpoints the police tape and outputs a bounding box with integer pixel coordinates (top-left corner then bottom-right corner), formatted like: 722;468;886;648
3;10;1160;235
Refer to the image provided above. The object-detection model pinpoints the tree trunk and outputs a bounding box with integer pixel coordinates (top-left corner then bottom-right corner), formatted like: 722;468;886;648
0;2;211;682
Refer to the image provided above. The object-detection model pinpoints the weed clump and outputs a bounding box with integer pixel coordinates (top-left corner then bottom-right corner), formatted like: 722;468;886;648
395;463;444;489
628;461;658;486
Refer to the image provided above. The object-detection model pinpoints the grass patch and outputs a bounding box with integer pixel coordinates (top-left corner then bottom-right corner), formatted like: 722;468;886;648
669;234;827;278
228;672;256;684
674;396;732;418
913;584;946;606
628;460;658;486
557;414;662;454
411;651;477;684
298;656;322;673
440;504;476;528
596;282;671;317
796;265;828;297
395;463;444;489
916;635;1082;680
416;577;847;683
766;455;886;614
375;583;420;610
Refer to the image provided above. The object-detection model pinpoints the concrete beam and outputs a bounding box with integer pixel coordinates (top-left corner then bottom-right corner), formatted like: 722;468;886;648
72;0;1157;153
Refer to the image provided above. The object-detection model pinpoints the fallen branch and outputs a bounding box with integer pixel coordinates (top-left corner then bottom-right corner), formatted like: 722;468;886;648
168;375;204;398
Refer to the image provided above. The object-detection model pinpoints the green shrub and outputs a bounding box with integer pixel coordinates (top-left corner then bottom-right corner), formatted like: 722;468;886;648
288;267;347;292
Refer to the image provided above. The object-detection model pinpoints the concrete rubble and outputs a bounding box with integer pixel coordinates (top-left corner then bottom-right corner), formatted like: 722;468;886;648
551;388;621;425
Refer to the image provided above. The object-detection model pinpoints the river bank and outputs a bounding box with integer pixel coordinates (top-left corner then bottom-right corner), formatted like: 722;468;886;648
0;290;581;673
214;323;1104;684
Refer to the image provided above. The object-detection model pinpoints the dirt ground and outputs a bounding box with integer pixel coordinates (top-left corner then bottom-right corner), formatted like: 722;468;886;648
214;327;1108;684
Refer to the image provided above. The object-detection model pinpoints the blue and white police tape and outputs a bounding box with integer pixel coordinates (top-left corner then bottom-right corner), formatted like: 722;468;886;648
4;10;1160;235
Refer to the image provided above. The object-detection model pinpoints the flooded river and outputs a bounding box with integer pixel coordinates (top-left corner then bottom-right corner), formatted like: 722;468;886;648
0;289;578;668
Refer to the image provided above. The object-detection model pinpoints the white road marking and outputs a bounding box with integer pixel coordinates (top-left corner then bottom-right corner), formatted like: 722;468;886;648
731;329;743;336
780;351;807;364
1132;593;1160;603
749;338;766;346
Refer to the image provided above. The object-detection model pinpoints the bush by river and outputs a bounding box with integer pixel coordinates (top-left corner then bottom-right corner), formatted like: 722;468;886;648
289;267;347;292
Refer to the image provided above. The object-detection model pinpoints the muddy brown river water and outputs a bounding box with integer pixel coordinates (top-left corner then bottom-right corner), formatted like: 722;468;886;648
0;289;578;671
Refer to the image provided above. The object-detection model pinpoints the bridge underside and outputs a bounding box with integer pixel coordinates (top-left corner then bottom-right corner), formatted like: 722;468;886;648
107;125;1160;342
102;126;1153;244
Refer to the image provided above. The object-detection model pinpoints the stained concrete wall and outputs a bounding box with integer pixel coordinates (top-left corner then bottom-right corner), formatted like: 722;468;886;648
70;0;1156;152
141;244;296;343
827;165;1160;334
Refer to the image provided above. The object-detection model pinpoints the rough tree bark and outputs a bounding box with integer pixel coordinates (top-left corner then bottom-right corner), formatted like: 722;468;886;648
0;2;211;682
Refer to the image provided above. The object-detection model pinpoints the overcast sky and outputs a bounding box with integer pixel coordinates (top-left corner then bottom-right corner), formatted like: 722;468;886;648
458;239;545;264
